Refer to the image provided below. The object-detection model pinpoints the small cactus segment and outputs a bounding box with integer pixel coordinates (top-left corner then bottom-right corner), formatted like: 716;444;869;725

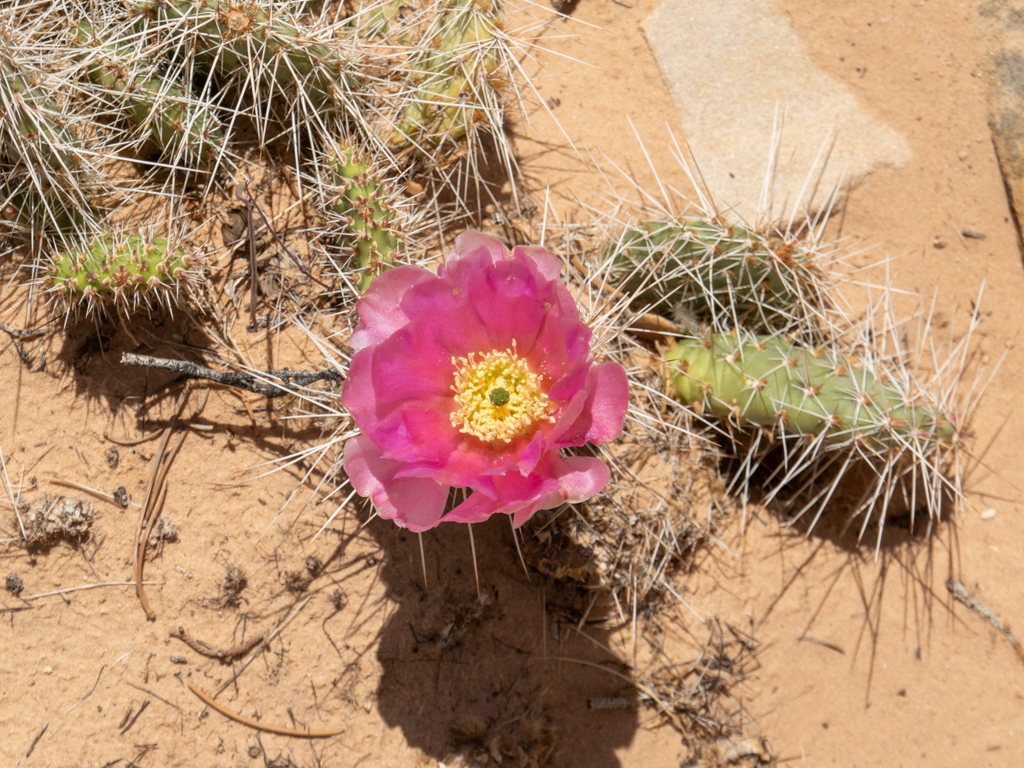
0;35;90;232
613;219;829;332
324;143;405;291
70;21;224;164
139;0;363;133
0;43;80;177
389;0;504;152
665;333;956;453
46;233;196;313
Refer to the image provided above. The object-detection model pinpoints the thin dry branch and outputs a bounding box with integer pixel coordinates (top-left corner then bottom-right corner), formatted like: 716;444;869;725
120;352;342;397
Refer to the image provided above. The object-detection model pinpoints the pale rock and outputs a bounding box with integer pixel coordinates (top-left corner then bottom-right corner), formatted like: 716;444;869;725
642;0;911;220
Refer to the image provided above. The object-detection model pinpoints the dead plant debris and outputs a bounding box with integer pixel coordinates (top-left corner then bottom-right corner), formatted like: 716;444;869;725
16;494;94;546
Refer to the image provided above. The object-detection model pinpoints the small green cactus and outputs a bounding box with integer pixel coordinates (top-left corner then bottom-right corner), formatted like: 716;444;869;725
665;333;956;453
388;0;504;152
612;219;830;332
70;20;224;164
45;232;197;314
324;142;405;291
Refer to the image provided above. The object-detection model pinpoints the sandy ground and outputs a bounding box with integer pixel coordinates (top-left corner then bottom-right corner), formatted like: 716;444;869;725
2;1;1024;767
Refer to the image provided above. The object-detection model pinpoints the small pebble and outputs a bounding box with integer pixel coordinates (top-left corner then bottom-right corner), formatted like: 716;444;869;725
43;666;53;675
981;508;997;520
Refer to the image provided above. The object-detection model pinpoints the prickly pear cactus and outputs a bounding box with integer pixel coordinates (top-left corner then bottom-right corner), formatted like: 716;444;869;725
138;0;363;134
45;233;197;314
389;0;504;152
612;219;830;333
324;142;405;291
70;20;224;164
0;33;91;232
665;333;957;453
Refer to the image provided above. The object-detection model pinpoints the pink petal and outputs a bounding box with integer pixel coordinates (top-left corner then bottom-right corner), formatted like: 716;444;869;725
442;231;510;275
342;348;382;440
441;453;611;528
528;312;591;385
553;362;629;448
465;259;548;352
372;321;454;403
509;455;612;527
350;266;436;352
343;435;449;532
400;277;492;355
513;244;562;282
553;455;612;504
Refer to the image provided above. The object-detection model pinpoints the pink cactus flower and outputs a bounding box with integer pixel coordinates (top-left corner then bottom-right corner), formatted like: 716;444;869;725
342;231;629;532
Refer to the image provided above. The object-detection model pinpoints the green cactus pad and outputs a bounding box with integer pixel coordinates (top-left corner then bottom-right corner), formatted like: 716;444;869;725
388;0;504;151
0;50;81;177
71;21;224;163
139;0;362;126
665;333;957;453
325;143;404;291
47;233;196;310
613;219;829;332
0;37;91;232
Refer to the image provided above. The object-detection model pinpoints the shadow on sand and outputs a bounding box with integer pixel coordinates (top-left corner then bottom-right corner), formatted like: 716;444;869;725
368;513;641;767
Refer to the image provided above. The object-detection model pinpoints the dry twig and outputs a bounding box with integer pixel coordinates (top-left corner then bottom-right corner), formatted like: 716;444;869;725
187;683;344;737
121;352;342;397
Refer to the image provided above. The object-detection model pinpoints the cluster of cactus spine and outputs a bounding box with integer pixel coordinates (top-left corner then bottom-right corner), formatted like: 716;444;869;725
70;20;224;164
324;142;405;291
389;0;505;152
351;0;419;41
138;0;365;137
1;29;92;234
613;218;830;332
45;232;197;314
665;333;958;454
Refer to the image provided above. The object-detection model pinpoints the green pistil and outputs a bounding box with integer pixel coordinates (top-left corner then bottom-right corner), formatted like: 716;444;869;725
489;387;510;406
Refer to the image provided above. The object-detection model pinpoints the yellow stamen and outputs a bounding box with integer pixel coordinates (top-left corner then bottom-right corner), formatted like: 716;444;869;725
450;340;554;443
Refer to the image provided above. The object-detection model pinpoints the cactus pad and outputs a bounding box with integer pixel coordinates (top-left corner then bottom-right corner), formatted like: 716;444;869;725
71;21;224;164
46;233;197;314
613;219;830;332
666;333;956;452
323;142;405;291
664;331;965;542
139;0;364;136
388;0;505;152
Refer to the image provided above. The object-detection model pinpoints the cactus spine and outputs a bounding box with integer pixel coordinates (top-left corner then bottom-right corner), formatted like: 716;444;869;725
389;0;504;152
45;232;197;314
70;21;224;164
665;333;956;452
613;219;829;332
325;143;405;291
